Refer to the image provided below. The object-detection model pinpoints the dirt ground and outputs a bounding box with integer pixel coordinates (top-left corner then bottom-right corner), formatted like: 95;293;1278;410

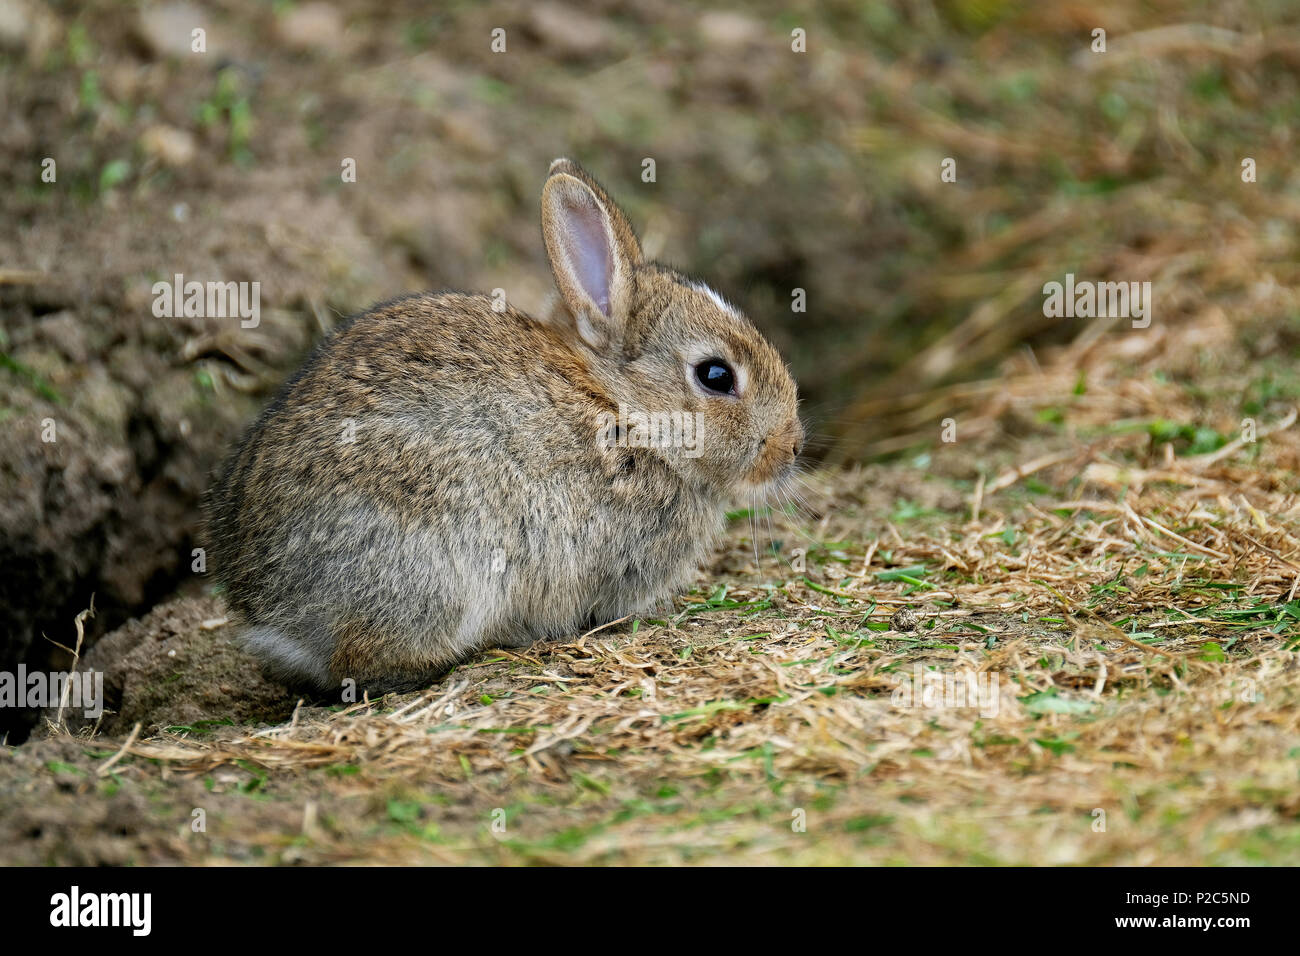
8;299;1300;864
4;2;1300;863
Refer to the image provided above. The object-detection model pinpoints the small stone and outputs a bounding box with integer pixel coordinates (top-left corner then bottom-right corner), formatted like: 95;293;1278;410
527;2;615;60
0;0;31;47
276;2;345;53
698;11;766;49
92;447;133;486
136;2;208;59
890;607;921;632
0;0;58;57
140;124;197;167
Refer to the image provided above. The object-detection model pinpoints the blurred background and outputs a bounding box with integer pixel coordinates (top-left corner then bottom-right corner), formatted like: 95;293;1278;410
2;0;1298;739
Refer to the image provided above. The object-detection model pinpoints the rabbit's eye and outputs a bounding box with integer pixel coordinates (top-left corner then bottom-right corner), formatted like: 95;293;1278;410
695;359;736;395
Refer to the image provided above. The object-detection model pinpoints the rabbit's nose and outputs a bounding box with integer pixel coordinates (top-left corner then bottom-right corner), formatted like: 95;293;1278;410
789;420;805;459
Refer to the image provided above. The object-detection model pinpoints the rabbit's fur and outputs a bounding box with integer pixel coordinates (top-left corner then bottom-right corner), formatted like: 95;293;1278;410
207;160;803;693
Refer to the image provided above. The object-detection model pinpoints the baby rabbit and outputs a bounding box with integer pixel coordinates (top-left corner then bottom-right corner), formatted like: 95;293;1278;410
207;159;803;693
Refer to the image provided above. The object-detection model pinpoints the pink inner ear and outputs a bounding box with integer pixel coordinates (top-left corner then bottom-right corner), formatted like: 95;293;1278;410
565;196;613;317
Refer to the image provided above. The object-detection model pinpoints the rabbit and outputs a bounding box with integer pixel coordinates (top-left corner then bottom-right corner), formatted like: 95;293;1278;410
206;159;804;694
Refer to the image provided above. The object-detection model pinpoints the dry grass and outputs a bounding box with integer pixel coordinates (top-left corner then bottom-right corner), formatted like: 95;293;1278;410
7;299;1299;865
825;4;1300;458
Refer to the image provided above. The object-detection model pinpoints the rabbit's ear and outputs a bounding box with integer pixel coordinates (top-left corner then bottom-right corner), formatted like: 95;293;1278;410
542;160;642;349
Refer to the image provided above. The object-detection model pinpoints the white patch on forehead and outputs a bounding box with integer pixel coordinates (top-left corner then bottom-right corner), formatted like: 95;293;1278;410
687;280;741;318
